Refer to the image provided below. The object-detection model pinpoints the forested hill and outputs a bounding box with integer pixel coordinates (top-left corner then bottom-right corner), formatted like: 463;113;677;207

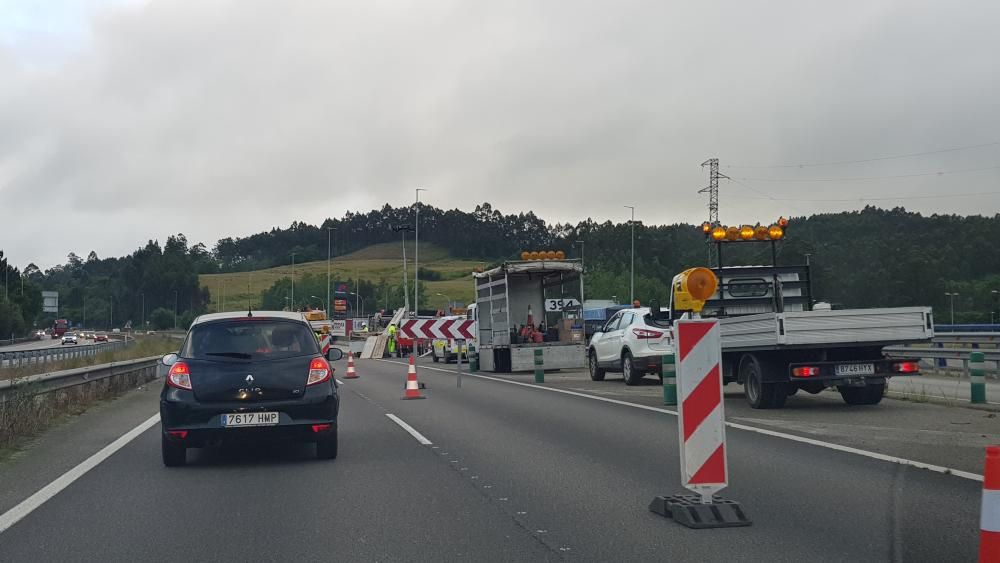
211;204;1000;321
4;204;998;338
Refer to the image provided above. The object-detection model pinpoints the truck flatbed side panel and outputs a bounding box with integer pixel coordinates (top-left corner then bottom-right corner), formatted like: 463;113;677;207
718;313;780;349
780;307;932;346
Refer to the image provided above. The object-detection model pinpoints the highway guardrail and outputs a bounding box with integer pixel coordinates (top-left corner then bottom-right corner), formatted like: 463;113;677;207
0;340;131;369
884;345;999;378
0;356;162;399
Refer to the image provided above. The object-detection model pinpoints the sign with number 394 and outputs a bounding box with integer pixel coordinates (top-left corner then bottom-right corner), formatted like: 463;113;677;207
545;298;580;312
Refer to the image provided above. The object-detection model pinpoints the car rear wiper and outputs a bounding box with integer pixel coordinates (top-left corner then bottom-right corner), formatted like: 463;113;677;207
204;352;253;359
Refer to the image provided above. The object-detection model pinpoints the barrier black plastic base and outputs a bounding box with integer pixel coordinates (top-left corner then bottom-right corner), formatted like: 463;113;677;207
648;494;752;529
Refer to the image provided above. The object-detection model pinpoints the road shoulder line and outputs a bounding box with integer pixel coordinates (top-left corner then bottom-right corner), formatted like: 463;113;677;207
0;413;160;535
378;359;984;483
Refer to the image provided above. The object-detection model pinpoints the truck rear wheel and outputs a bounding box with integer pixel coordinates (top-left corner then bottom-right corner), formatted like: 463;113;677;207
838;383;885;405
740;354;786;409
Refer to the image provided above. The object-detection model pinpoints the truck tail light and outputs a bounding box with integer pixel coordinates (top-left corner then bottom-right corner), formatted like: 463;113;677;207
307;357;332;386
311;424;332;433
167;362;193;390
632;328;664;339
892;361;920;374
792;366;820;377
167;430;188;439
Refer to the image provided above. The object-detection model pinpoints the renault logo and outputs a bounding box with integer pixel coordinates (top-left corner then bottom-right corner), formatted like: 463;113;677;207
246;374;254;384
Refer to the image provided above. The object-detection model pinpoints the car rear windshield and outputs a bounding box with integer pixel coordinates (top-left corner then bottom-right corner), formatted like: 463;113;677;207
180;319;319;361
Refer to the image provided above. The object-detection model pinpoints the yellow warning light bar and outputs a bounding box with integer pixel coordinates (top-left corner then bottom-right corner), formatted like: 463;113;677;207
701;218;788;242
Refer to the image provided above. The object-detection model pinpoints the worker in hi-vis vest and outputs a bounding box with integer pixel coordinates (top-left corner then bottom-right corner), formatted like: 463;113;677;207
387;323;397;355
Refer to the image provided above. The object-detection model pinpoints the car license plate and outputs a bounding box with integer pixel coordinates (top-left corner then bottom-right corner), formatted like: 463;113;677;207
222;412;279;428
835;363;875;376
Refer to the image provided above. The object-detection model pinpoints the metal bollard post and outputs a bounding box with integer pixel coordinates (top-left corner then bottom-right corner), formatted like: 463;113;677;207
457;340;463;388
662;353;677;406
469;344;479;373
971;351;986;404
534;348;544;383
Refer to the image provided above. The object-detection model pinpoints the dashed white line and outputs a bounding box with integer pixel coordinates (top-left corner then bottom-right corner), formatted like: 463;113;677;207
0;413;161;535
385;413;433;445
378;359;985;483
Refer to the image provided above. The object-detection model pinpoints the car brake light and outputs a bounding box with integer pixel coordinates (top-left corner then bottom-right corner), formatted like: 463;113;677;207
792;366;820;377
307;357;331;386
632;328;664;339
168;430;188;439
892;361;920;373
167;362;193;390
311;424;332;433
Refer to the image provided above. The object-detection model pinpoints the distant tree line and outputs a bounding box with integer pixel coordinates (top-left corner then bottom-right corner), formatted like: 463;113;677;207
2;205;998;337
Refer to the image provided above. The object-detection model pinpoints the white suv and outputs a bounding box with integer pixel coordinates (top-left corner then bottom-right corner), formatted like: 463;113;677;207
588;307;673;385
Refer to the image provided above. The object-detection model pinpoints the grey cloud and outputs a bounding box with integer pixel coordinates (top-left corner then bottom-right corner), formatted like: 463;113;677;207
1;0;998;268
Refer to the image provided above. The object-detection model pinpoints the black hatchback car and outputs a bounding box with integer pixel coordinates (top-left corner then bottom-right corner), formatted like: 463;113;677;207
159;311;344;466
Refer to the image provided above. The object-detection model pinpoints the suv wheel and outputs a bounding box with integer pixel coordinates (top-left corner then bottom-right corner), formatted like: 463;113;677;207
622;351;641;386
589;350;606;381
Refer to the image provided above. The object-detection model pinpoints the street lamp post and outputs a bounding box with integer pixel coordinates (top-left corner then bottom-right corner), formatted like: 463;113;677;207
349;292;366;317
393;224;414;312
290;252;297;310
991;289;999;324
624;206;635;304
435;292;452;312
140;292;145;329
309;295;324;309
944;292;959;325
327;227;335;319
575;240;585;306
415;188;426;317
109;296;113;330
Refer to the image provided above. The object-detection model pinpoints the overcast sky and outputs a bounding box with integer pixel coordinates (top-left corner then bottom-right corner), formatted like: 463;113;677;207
2;0;998;269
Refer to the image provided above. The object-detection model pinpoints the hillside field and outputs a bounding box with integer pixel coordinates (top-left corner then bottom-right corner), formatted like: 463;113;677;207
199;242;487;313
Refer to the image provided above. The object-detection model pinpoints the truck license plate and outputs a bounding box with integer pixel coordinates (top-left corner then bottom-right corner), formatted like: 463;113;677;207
222;412;279;428
835;363;875;376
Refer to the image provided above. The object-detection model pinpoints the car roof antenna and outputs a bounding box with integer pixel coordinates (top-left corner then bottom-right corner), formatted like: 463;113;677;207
247;280;253;317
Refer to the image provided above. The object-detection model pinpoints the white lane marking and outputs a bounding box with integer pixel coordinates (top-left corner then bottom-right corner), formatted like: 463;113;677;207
0;413;161;535
378;360;984;482
335;379;344;385
385;413;433;445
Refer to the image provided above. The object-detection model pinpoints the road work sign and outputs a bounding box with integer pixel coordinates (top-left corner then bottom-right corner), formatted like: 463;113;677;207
674;318;728;500
649;316;749;528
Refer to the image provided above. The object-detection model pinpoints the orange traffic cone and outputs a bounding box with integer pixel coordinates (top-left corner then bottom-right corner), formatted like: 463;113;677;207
343;351;359;379
402;355;425;400
982;445;1000;562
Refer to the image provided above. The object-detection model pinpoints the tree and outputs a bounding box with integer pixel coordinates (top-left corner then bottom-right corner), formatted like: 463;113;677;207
149;307;175;330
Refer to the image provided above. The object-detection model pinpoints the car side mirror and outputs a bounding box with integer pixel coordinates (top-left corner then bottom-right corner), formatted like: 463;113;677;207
326;348;344;362
161;353;179;367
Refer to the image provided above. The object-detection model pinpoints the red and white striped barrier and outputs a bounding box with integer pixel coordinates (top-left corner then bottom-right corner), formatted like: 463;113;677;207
649;317;750;528
399;319;475;340
983;445;1000;562
675;318;727;500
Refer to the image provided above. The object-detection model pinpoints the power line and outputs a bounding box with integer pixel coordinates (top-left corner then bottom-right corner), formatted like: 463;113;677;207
725;140;1000;169
727;190;1000;203
732;164;1000;183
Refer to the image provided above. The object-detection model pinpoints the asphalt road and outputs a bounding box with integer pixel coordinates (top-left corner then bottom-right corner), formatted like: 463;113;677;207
0;357;985;561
